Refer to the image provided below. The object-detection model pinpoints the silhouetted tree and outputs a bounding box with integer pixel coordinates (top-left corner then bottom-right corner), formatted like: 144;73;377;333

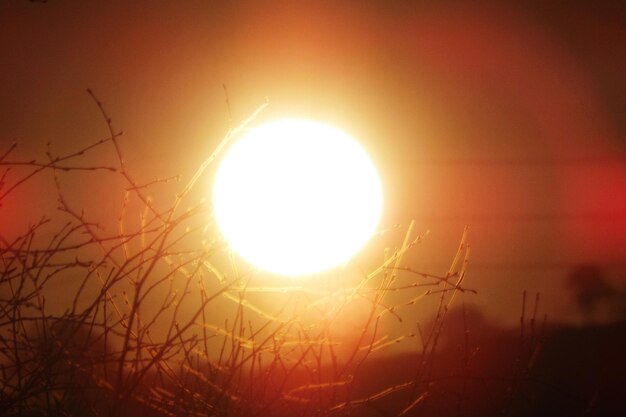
567;264;617;322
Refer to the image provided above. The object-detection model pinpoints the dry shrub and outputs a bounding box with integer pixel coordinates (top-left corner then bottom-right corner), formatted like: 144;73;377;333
0;92;473;417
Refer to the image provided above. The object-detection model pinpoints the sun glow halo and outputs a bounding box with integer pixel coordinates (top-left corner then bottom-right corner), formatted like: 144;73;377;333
212;119;382;277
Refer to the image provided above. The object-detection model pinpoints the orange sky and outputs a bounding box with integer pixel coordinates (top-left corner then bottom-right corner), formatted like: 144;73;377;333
1;0;625;324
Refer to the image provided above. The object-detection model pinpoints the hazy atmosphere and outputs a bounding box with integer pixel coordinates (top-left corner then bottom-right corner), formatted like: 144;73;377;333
1;1;625;416
3;0;625;323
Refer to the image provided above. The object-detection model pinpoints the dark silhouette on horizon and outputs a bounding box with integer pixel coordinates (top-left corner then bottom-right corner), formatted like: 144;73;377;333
567;264;626;323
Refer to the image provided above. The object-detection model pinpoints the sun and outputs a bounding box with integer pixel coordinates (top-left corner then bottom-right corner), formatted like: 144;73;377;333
212;119;383;277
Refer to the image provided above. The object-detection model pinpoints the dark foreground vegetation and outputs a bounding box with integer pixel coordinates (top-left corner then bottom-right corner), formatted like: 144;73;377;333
4;302;625;416
350;316;626;417
1;96;624;416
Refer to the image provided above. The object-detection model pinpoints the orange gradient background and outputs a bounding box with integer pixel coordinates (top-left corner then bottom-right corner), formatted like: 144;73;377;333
1;0;625;325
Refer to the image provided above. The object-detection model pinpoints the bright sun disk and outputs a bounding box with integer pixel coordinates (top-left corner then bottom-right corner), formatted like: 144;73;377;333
212;119;383;277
